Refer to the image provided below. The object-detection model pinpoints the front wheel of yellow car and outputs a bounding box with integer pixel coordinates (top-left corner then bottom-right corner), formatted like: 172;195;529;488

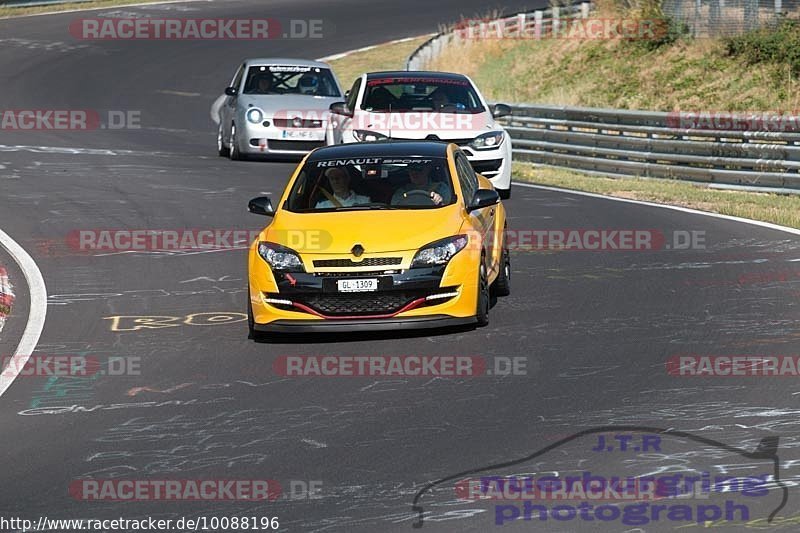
476;260;490;327
491;244;511;297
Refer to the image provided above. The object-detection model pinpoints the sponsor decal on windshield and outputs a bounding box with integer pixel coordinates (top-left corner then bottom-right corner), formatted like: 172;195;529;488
366;77;470;86
268;65;316;73
315;158;435;168
315;158;381;167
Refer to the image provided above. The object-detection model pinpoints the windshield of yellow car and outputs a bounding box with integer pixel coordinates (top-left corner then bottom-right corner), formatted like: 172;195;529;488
286;157;456;212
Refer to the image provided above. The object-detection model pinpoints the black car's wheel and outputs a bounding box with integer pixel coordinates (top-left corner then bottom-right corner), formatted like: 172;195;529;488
497;187;511;200
491;244;511;297
476;259;490;327
229;123;242;161
217;123;230;157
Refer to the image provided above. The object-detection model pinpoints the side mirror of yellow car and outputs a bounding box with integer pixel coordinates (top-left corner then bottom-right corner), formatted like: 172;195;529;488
248;196;275;217
467;189;500;212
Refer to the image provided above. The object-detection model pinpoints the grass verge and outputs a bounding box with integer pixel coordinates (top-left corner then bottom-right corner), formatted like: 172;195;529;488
515;163;800;229
326;36;431;88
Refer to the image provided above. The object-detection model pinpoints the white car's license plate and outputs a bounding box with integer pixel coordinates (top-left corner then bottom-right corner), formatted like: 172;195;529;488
282;130;317;140
337;278;378;292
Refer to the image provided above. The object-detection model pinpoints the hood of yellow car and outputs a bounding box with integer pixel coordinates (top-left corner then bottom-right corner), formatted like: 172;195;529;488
262;207;464;254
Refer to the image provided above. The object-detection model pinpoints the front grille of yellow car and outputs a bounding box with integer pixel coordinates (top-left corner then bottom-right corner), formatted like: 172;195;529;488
313;257;402;268
297;290;428;316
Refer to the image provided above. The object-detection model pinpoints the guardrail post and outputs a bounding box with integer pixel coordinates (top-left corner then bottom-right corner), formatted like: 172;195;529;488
581;2;590;18
534;11;543;39
775;0;783;13
517;13;527;37
494;19;504;38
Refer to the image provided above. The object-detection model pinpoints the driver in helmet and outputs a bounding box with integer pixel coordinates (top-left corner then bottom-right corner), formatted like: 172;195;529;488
298;72;319;95
391;162;451;206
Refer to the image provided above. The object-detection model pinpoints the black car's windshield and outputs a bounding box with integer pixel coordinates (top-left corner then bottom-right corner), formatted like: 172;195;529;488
361;77;484;113
286;156;456;212
243;65;340;97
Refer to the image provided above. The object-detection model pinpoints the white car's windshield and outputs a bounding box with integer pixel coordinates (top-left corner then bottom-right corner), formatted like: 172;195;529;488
286;157;456;212
243;65;340;97
361;76;484;113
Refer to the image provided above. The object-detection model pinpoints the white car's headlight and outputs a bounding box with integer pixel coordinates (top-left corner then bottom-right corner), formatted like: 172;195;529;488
411;235;469;268
246;108;264;124
470;131;504;150
258;242;305;272
353;129;388;142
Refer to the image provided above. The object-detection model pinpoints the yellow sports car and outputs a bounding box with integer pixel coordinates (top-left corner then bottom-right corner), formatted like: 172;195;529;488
246;141;510;338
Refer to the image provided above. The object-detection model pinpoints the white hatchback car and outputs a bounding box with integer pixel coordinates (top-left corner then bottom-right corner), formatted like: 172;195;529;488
217;58;344;160
326;71;512;198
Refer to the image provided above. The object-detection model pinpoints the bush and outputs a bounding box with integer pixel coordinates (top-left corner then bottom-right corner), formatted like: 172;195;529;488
725;17;800;76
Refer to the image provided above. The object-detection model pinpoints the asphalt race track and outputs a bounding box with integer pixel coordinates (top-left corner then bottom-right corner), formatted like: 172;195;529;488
2;1;800;531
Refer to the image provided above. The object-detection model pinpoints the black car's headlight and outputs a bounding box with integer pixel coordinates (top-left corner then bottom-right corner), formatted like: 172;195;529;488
246;108;264;124
353;129;388;142
411;235;469;268
470;131;504;150
258;242;305;272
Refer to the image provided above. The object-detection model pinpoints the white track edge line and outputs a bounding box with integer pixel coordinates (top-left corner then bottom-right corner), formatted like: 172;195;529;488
0;229;47;398
513;181;800;237
315;34;434;62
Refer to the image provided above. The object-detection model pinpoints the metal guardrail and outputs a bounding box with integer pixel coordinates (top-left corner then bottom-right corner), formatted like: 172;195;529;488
499;104;800;189
406;2;590;71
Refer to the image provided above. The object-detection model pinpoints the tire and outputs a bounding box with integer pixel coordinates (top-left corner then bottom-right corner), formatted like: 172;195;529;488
476;259;490;327
217;123;230;157
497;187;511;200
229;123;242;161
491;244;511;297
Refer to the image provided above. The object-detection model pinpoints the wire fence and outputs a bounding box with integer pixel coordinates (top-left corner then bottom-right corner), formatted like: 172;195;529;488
663;0;800;36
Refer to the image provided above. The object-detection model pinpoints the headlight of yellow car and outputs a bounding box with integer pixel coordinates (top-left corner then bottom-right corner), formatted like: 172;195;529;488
410;235;469;268
258;242;305;273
